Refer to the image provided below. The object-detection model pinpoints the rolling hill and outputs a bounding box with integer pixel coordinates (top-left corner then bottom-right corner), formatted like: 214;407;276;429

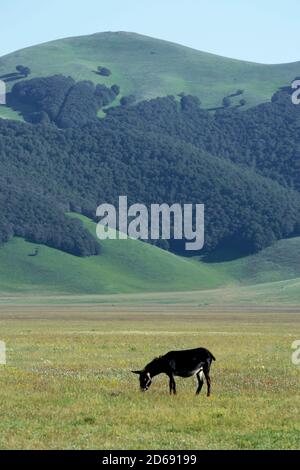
0;214;230;295
1;31;300;122
1;214;300;301
1;32;300;304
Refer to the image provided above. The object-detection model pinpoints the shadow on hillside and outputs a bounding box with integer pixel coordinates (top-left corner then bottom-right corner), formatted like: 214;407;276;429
0;72;24;83
207;106;224;112
203;238;253;263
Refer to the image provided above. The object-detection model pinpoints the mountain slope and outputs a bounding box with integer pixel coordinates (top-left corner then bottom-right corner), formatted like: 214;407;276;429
1;213;300;296
1;114;300;257
106;87;300;192
0;31;299;121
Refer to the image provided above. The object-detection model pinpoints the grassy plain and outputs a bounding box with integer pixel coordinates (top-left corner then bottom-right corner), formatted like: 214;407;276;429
0;305;299;450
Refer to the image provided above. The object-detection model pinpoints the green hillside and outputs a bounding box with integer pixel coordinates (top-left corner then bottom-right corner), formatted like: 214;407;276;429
1;213;300;298
215;237;300;285
0;215;230;295
1;31;300;122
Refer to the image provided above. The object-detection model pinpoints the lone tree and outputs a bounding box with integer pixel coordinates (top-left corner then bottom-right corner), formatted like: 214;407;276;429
111;84;120;96
16;65;31;77
222;96;231;108
239;98;246;107
97;66;111;77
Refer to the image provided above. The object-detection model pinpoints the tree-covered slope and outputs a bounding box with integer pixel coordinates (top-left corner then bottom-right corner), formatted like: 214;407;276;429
1;59;300;263
106;87;300;192
1;113;300;257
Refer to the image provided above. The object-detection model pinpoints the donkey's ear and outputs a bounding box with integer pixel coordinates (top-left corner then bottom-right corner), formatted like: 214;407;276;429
131;370;142;375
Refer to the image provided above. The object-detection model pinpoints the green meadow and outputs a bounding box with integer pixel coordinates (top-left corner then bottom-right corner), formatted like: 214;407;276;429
0;216;299;451
0;306;299;450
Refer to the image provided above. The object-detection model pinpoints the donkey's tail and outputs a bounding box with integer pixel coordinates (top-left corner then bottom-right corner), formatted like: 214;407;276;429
209;351;216;361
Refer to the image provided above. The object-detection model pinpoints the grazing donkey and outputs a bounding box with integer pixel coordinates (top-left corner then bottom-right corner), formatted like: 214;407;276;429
132;347;215;396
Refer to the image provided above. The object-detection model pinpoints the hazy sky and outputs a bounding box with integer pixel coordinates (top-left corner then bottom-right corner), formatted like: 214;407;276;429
0;0;299;63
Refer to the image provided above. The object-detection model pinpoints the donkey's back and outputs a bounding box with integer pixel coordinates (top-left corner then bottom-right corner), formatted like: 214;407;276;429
163;347;215;378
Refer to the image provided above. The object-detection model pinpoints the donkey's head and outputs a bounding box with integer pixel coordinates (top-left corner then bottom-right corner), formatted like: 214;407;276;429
131;370;152;392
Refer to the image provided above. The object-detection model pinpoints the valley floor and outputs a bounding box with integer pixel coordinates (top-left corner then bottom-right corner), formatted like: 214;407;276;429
0;305;299;449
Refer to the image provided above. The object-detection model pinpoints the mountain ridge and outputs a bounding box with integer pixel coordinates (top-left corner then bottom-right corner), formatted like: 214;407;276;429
1;31;300;114
2;31;300;66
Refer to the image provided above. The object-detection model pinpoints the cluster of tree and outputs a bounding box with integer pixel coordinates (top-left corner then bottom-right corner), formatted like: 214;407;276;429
180;95;201;111
55;81;114;128
9;75;119;128
95;84;119;106
221;91;246;108
0;177;101;256
11;75;74;121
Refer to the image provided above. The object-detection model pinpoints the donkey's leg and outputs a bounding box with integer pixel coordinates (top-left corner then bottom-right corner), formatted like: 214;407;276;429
196;372;204;395
168;374;176;395
168;376;173;395
173;378;177;395
203;368;211;397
